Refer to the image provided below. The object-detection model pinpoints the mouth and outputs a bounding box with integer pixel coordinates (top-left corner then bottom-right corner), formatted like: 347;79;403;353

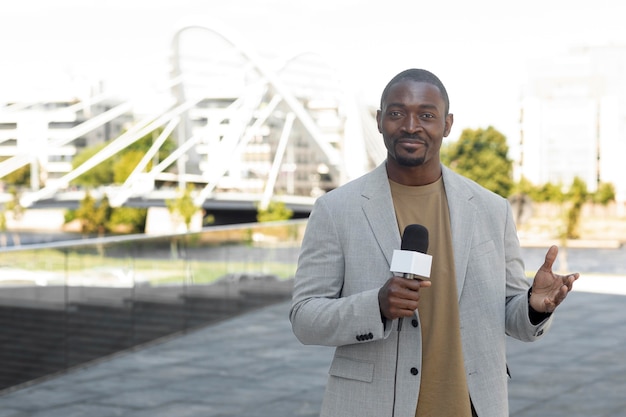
396;138;426;152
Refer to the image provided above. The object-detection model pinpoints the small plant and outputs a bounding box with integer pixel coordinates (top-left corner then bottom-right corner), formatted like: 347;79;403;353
166;185;201;232
257;201;293;223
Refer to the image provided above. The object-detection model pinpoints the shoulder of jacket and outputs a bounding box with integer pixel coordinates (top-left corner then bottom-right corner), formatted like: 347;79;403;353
317;169;379;203
443;166;506;204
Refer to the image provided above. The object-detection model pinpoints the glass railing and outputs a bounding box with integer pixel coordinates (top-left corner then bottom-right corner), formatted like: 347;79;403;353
0;220;306;392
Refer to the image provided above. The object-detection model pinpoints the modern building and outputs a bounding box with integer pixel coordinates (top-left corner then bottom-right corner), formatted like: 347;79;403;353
0;93;134;190
518;44;626;211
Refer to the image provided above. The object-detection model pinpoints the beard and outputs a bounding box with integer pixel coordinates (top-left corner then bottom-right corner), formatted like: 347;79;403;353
395;153;426;167
391;137;428;167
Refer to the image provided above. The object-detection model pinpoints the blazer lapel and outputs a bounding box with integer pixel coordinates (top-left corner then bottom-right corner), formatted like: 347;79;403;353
442;166;476;301
359;163;477;294
361;163;401;268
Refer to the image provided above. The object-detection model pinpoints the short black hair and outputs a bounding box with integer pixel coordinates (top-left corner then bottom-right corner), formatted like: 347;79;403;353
380;69;450;115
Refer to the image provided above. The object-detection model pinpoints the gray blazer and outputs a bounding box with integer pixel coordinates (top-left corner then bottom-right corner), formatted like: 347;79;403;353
290;162;552;417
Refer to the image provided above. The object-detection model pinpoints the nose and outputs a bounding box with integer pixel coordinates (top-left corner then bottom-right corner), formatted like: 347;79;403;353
402;114;421;133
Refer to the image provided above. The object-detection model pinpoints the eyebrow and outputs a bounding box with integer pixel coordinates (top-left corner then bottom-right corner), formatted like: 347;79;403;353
384;102;440;112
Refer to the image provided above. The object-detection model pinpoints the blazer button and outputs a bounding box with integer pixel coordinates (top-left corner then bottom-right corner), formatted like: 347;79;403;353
410;367;419;376
411;319;418;328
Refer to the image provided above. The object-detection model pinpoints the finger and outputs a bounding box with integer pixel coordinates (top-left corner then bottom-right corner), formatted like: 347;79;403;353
545;284;570;312
401;278;430;291
554;273;579;291
395;298;420;312
388;298;419;317
540;245;559;272
555;285;569;306
386;283;419;301
565;273;579;291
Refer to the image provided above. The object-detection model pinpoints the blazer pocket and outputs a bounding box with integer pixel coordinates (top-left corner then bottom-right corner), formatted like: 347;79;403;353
329;356;375;383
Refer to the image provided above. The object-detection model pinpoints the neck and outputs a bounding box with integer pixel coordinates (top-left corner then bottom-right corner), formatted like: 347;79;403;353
386;160;442;186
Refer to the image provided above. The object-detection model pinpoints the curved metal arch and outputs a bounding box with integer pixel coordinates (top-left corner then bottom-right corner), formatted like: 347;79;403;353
169;20;342;181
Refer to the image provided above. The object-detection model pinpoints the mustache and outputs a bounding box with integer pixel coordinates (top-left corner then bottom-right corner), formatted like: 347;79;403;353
394;134;426;143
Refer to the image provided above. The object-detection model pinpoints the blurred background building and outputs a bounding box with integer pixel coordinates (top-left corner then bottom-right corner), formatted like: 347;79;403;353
518;44;626;207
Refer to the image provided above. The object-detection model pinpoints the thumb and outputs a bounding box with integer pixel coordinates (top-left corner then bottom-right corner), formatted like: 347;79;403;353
540;245;559;272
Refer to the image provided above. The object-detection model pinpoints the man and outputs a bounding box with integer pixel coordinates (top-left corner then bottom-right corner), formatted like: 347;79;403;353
289;68;578;417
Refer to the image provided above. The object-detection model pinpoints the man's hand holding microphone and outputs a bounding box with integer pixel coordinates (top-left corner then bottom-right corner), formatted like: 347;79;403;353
379;224;432;325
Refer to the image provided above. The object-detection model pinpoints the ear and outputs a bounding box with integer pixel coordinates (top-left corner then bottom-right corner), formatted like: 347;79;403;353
443;113;454;137
376;109;383;133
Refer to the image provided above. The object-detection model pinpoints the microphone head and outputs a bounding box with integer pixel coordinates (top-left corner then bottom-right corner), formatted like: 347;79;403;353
401;224;429;253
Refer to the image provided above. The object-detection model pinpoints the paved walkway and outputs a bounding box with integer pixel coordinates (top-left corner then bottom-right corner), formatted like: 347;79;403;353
0;275;625;417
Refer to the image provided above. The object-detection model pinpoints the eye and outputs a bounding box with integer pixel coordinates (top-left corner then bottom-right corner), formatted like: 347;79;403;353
388;110;403;118
420;113;435;119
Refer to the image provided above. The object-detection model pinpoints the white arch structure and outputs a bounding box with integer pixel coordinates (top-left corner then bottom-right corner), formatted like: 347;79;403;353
169;20;350;209
9;20;384;209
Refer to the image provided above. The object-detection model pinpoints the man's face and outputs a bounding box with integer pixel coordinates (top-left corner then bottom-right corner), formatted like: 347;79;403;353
376;80;453;169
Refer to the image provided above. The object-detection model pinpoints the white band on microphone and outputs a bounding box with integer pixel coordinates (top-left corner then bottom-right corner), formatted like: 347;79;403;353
390;249;432;280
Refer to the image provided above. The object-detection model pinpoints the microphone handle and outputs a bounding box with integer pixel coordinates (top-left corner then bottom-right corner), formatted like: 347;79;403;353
398;272;429;330
403;272;426;281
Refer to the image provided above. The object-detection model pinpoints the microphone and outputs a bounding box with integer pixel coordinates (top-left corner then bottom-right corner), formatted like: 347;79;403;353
390;224;432;281
390;224;432;331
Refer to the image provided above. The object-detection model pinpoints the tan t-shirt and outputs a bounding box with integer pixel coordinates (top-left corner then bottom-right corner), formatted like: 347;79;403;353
390;177;472;417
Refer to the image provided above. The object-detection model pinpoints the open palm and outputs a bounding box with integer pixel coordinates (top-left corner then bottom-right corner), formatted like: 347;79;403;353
530;245;579;313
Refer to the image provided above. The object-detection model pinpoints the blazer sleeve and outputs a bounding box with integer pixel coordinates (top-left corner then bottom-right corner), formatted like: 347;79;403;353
503;201;554;341
289;196;388;347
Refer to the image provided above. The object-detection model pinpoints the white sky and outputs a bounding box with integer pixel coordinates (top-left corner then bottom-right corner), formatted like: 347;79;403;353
2;0;626;144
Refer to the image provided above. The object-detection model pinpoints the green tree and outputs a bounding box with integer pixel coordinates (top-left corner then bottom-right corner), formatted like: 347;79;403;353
109;206;147;233
1;159;31;186
70;127;177;187
0;206;7;247
71;143;114;186
592;182;616;205
257;201;293;222
564;177;588;239
68;128;177;234
511;176;535;197
75;192;111;236
166;185;201;231
112;150;145;184
68;195;147;234
3;187;25;246
127;128;177;159
535;181;566;203
5;187;25;223
442;126;513;197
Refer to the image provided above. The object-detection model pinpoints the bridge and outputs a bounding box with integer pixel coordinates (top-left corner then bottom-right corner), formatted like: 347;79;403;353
28;188;319;225
0;20;386;218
